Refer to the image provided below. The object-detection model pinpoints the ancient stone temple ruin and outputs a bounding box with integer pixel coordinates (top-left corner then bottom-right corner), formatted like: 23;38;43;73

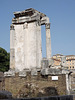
3;8;73;98
10;8;51;71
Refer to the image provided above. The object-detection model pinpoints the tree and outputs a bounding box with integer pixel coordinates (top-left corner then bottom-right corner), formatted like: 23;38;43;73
0;47;10;72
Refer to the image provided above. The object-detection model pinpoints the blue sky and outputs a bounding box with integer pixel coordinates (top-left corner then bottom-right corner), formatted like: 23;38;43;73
0;0;75;57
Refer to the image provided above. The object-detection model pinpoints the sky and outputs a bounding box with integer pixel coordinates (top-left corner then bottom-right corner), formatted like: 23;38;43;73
0;0;75;57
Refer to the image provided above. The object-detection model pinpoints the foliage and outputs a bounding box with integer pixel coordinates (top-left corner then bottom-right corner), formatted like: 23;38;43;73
0;47;10;72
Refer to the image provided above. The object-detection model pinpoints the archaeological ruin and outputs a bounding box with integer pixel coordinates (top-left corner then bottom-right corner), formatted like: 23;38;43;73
0;8;73;99
10;8;51;71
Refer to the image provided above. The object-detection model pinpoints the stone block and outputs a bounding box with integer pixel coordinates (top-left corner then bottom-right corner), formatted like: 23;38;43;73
4;69;15;77
41;68;62;75
48;58;54;67
45;23;50;29
31;69;37;76
41;58;49;69
0;90;12;99
19;70;26;77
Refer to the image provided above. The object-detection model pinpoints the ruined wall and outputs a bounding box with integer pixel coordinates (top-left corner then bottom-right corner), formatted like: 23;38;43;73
5;72;66;98
10;8;51;71
0;72;5;90
70;73;75;94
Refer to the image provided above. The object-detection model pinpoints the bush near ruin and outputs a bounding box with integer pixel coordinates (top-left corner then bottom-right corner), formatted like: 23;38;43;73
0;47;10;72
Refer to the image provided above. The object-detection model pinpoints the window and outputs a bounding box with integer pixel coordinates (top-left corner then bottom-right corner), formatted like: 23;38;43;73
73;66;74;69
72;63;74;65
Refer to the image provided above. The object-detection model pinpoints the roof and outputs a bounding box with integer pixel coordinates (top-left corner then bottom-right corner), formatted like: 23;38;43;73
52;58;61;62
12;8;48;24
53;54;63;56
14;8;46;18
66;55;75;57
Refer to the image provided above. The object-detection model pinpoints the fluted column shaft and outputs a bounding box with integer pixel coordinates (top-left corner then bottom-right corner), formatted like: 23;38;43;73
10;24;15;69
45;23;51;59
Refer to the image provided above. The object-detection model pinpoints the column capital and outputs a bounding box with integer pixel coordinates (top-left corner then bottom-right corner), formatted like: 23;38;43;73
45;23;50;29
10;24;15;30
23;22;28;29
36;20;41;26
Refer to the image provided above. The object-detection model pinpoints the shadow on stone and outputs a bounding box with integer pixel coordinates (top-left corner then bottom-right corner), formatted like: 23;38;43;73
0;90;12;99
7;95;73;100
37;87;58;97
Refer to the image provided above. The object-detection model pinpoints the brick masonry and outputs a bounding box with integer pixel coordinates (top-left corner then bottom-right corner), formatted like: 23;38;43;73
0;72;5;90
4;72;66;98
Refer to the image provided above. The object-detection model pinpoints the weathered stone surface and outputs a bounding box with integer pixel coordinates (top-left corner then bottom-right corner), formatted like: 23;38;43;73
48;58;54;67
5;72;66;98
10;24;15;69
31;69;37;76
4;69;15;76
46;23;51;59
0;90;12;99
41;58;49;69
10;8;51;71
0;72;4;90
19;70;26;77
41;68;62;75
12;8;46;24
5;8;73;99
0;72;4;79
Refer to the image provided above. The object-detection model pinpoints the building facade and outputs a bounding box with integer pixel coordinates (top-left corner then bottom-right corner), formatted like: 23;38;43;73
52;54;75;70
52;54;63;66
66;55;75;69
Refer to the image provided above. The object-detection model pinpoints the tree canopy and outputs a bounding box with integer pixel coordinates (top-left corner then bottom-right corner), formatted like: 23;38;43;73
0;47;10;72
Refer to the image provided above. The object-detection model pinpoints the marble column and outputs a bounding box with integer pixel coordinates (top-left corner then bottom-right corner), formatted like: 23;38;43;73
66;74;70;95
10;24;15;69
23;22;37;69
45;23;51;59
36;20;42;69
